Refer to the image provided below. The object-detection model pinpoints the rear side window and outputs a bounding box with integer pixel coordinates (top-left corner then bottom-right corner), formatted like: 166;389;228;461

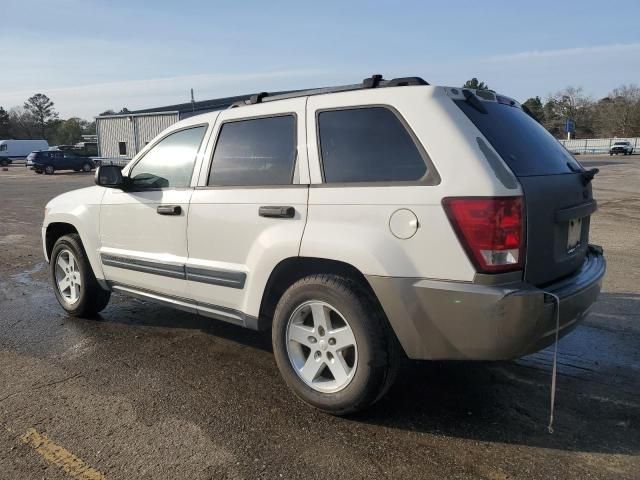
318;107;428;183
0;144;6;151
455;100;580;176
208;115;296;186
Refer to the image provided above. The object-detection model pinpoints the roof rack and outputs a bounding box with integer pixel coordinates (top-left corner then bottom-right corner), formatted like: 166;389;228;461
228;74;429;108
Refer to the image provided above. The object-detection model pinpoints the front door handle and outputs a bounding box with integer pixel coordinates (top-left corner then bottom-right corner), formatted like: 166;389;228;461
157;205;182;215
259;206;295;218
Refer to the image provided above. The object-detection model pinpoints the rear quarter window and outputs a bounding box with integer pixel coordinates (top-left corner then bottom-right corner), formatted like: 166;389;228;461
318;107;431;184
455;99;580;176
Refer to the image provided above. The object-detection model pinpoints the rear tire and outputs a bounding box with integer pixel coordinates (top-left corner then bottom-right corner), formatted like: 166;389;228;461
0;159;8;167
50;234;111;317
44;165;55;175
272;274;398;415
82;162;92;172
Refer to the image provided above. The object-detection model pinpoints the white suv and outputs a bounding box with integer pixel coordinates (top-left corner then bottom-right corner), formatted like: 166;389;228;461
609;141;634;155
43;75;606;414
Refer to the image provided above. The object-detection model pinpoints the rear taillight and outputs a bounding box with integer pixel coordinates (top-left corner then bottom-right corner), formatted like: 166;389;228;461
442;196;524;273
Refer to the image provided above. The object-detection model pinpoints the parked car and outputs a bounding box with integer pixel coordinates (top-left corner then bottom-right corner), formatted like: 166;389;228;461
73;142;99;157
42;76;606;414
30;150;94;174
49;145;77;152
0;139;49;166
609;141;634;155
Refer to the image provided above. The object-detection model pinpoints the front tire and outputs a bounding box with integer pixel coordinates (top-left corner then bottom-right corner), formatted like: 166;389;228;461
272;274;398;415
50;234;111;317
82;162;92;172
0;158;8;167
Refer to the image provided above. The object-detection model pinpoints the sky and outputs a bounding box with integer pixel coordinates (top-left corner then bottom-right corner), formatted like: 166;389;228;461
1;0;639;119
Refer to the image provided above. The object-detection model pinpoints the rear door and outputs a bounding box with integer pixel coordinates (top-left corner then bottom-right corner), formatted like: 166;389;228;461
51;151;65;169
455;95;595;285
187;98;309;324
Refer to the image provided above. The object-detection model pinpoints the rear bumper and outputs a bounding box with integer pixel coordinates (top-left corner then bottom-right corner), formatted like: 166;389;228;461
367;245;606;360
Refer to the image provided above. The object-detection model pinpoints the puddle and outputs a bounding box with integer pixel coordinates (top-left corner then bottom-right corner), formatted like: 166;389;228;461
11;262;46;285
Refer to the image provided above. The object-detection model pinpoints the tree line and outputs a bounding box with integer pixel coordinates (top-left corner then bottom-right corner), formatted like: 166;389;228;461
0;94;131;146
3;83;640;144
463;78;640;139
0;94;96;145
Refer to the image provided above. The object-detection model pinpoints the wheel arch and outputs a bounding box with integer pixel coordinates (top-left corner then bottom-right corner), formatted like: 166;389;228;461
259;256;381;326
45;222;79;260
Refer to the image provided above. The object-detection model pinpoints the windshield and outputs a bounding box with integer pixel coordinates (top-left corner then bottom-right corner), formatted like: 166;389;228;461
614;142;627;146
455;99;582;176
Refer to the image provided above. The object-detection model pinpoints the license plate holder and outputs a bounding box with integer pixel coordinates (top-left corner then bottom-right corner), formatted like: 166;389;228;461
566;217;583;253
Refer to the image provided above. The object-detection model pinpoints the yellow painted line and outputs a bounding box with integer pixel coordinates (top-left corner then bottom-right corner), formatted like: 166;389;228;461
19;428;106;480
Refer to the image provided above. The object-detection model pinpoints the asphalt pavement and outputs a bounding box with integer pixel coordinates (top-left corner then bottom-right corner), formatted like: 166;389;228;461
0;157;638;479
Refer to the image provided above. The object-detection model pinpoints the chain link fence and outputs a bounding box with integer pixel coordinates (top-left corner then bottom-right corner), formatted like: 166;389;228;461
560;137;639;155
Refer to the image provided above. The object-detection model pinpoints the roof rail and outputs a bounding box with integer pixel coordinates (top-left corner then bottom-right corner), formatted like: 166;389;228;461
228;74;429;108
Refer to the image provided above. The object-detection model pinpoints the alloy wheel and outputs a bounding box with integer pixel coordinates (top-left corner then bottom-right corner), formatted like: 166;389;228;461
286;300;358;393
54;249;82;304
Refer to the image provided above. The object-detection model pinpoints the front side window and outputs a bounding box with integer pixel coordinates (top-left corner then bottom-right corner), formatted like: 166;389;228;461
129;126;207;189
0;144;6;152
208;115;296;186
318;107;428;183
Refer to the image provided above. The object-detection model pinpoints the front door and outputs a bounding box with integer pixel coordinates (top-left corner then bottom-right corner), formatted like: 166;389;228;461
187;98;309;325
99;124;209;299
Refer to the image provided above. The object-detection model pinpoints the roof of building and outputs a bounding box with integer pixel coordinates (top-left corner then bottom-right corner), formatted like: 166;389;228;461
129;93;256;115
96;91;294;119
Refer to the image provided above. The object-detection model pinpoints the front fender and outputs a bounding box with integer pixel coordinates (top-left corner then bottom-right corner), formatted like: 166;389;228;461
43;187;106;282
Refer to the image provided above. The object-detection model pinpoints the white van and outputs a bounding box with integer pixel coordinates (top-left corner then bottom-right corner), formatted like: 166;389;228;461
0;140;50;166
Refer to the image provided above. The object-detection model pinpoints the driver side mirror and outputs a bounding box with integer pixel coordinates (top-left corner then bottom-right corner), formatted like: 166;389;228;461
95;165;125;188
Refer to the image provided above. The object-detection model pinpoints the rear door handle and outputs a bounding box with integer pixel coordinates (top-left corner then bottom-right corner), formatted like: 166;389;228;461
157;205;182;215
259;206;295;218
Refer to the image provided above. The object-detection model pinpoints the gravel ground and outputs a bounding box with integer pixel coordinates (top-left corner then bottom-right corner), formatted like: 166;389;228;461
0;158;638;479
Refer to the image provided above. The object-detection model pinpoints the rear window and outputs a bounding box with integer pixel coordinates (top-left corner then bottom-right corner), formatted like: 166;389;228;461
455;99;580;176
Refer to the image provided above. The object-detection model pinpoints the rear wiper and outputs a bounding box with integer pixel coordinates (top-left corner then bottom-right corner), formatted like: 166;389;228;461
462;89;487;114
568;161;599;185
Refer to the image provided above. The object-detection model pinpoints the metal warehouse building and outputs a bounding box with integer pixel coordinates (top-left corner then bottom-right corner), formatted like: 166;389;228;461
95;94;254;159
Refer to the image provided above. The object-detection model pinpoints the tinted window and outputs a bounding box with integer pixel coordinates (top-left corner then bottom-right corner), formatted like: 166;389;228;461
455;100;581;176
208;115;296;186
118;142;127;156
318;107;427;183
129;126;206;189
0;144;6;151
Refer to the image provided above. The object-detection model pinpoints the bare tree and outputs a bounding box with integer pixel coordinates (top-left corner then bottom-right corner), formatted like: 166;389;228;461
8;107;38;139
543;86;595;138
594;84;640;137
